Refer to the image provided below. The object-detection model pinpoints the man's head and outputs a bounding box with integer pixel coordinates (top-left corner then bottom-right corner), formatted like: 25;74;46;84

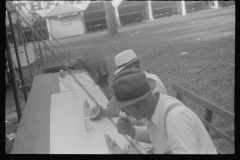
114;49;142;75
109;68;156;120
119;99;146;121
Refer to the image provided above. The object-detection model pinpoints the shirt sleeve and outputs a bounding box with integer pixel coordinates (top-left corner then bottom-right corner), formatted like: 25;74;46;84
133;126;151;143
166;111;199;154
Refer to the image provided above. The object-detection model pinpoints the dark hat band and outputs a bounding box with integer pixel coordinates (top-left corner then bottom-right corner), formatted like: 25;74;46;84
116;58;137;69
114;82;150;101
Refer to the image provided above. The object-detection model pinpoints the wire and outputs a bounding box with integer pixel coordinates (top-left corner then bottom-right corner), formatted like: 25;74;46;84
15;7;72;67
16;5;90;76
17;0;78;64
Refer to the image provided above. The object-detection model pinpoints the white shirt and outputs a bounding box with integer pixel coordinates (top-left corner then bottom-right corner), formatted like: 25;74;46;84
133;93;217;154
144;72;167;95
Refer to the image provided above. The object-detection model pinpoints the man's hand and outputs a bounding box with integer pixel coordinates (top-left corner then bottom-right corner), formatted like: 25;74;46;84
104;107;120;117
117;116;135;138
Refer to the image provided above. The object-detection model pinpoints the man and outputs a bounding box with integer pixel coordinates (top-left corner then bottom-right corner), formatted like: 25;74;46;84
105;49;167;117
105;49;167;153
109;68;217;154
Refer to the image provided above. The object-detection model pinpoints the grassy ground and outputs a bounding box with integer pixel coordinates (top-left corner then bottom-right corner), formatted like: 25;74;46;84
5;6;235;154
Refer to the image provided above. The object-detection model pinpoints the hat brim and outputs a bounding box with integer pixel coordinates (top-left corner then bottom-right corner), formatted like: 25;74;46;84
108;78;156;110
114;55;143;75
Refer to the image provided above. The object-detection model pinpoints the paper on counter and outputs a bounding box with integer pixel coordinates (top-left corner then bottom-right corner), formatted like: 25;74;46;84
50;88;128;154
59;72;97;92
75;87;109;110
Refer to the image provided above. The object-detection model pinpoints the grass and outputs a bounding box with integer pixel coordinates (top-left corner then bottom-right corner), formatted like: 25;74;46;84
5;6;235;154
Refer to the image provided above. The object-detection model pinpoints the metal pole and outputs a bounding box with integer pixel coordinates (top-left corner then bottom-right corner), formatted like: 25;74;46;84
8;11;28;102
38;39;44;61
32;30;37;54
38;39;44;70
32;30;40;59
36;19;45;62
32;30;43;72
29;31;38;75
44;41;48;58
6;27;22;122
18;23;33;83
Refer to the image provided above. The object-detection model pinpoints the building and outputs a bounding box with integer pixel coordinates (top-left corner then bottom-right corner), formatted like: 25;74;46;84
83;1;107;32
118;1;147;26
44;4;85;40
9;1;235;41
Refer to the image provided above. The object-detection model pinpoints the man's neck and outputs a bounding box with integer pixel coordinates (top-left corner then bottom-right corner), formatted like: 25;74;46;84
143;94;160;120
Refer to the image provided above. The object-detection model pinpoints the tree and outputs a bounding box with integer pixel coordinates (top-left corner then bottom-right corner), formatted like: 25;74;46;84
104;1;118;36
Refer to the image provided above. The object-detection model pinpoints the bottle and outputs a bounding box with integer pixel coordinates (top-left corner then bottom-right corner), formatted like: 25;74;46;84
84;117;93;131
60;70;65;78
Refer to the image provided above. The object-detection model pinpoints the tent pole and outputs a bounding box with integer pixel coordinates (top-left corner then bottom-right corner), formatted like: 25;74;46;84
38;39;44;70
32;29;38;57
18;23;33;83
44;41;48;58
31;30;40;75
8;11;27;102
36;19;45;62
6;26;22;122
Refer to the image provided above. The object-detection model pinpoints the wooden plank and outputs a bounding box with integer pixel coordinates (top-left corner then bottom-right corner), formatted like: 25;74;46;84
84;9;105;14
12;73;52;154
119;10;145;17
210;131;234;140
152;5;175;11
172;83;234;123
64;70;85;75
84;17;106;23
176;92;186;105
204;109;213;132
199;117;234;144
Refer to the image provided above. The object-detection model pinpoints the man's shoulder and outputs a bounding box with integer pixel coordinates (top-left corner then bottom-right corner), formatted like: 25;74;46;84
145;72;160;80
162;95;196;122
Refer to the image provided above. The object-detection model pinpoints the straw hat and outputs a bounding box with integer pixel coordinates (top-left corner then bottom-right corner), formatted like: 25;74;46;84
114;49;142;75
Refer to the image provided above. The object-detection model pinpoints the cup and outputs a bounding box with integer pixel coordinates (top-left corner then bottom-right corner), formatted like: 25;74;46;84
84;117;93;131
60;70;65;78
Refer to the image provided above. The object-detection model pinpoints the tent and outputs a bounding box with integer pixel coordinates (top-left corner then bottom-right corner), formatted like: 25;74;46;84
6;1;37;68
